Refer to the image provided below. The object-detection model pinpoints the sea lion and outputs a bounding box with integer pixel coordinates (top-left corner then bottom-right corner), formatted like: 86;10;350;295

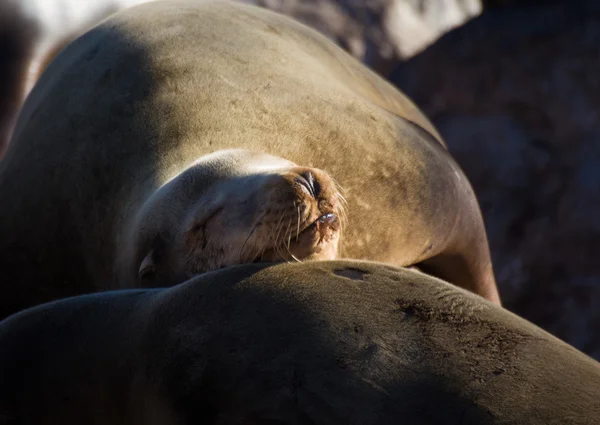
0;0;156;159
0;261;598;424
0;0;500;318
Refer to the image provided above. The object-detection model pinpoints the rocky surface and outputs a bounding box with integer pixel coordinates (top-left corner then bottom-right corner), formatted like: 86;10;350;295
391;1;600;358
251;0;481;75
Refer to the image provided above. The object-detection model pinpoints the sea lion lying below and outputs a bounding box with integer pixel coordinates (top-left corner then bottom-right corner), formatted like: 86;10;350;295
0;0;500;319
0;261;598;424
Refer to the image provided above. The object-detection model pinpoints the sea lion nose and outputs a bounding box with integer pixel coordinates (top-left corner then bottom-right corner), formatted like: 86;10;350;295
295;171;321;198
319;213;337;224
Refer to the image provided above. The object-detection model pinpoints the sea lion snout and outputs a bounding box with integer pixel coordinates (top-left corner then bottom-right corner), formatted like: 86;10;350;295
294;170;341;231
132;152;346;285
276;167;344;236
234;165;344;264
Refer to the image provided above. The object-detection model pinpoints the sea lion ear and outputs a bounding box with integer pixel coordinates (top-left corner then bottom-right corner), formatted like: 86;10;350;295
138;250;156;279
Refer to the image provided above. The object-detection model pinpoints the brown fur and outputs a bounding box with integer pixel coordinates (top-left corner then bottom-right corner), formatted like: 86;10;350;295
0;261;597;424
0;0;499;319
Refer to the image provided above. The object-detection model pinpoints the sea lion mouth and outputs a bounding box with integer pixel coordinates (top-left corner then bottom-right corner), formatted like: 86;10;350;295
252;212;340;263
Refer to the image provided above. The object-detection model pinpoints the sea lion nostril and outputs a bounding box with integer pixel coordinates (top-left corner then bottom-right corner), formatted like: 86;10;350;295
319;213;337;224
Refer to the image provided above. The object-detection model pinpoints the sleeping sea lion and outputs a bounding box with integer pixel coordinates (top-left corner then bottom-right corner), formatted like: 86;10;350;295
0;0;500;319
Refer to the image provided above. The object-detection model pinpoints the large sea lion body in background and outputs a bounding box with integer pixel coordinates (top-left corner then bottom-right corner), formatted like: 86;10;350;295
0;0;155;158
0;0;499;318
0;261;598;424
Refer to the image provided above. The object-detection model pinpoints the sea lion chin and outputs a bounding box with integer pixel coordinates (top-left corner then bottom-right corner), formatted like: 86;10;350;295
129;149;346;286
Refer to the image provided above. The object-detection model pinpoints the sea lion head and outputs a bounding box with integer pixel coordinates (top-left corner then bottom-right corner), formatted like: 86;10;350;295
129;149;346;286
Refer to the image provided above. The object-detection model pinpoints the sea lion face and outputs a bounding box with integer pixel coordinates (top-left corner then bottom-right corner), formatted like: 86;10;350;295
133;149;345;286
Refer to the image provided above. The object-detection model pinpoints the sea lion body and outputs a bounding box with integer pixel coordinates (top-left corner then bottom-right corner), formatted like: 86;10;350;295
0;0;499;318
0;261;597;424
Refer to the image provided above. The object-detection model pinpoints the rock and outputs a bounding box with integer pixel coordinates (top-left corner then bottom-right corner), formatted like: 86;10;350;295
253;0;482;75
391;1;600;358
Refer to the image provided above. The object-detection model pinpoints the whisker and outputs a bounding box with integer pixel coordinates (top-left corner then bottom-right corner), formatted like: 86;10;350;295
337;190;348;206
250;243;264;263
283;217;296;263
239;211;266;262
290;253;302;263
296;204;301;242
274;211;286;243
337;193;348;228
272;213;287;261
333;178;347;197
284;216;293;250
283;217;292;263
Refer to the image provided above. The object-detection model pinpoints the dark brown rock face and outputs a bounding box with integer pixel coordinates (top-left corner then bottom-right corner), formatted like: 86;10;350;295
391;1;600;358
